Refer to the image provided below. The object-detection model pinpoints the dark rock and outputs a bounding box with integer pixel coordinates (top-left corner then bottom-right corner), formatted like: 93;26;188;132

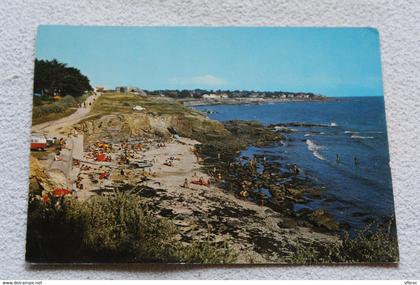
159;208;175;218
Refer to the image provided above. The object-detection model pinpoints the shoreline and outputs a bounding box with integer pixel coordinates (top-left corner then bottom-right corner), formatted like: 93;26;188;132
180;97;331;107
31;131;341;263
28;92;398;263
75;135;341;263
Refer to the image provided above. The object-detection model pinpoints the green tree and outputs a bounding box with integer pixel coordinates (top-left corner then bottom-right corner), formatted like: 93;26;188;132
34;59;92;97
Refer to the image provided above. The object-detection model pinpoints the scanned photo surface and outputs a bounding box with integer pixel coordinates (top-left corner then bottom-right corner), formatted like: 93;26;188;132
26;26;398;264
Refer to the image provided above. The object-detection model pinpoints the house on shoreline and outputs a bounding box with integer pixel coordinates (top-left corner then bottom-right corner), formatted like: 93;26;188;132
202;93;228;100
115;86;140;93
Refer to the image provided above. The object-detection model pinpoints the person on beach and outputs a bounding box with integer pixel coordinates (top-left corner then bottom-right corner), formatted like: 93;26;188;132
54;152;62;161
239;190;249;199
292;164;299;174
59;138;66;149
249;159;254;169
181;178;189;188
257;192;265;207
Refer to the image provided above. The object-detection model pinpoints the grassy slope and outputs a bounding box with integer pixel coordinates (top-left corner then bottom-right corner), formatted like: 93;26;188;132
32;94;89;125
90;92;202;116
32;108;78;125
83;92;229;143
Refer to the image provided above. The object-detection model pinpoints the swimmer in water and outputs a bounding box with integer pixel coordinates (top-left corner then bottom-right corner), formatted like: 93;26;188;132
336;154;341;164
354;157;360;166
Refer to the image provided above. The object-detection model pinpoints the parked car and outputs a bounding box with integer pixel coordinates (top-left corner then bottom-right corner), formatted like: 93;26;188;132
30;135;48;151
46;136;57;147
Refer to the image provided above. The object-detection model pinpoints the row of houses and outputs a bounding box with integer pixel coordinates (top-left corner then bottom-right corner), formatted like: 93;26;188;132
202;93;229;99
95;86;145;95
114;86;140;93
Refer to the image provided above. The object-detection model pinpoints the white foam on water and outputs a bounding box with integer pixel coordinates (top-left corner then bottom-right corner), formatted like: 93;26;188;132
306;139;326;160
330;122;338;127
344;130;359;134
365;131;384;134
351;135;374;139
304;133;312;137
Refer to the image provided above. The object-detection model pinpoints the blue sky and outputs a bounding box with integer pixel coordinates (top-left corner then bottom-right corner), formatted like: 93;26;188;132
36;26;384;97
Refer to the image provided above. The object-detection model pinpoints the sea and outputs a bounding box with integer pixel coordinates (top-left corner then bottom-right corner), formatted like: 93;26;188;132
194;97;395;231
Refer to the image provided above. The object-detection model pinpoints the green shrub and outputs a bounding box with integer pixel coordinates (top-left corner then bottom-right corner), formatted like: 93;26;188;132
175;224;237;264
176;238;236;264
76;93;90;104
59;95;78;107
288;219;399;264
338;220;399;263
26;195;87;262
81;192;179;262
32;95;78;119
32;95;79;124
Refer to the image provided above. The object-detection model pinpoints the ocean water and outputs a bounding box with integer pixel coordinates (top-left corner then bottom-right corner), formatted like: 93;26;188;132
194;97;395;230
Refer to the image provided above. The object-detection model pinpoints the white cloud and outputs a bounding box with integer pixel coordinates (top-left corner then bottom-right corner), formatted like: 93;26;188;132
169;74;226;87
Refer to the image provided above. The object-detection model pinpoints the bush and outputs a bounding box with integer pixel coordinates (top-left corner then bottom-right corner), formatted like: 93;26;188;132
176;238;236;264
26;191;236;263
289;219;399;264
82;192;179;262
338;220;399;263
32;95;79;124
26;195;87;262
59;95;78;107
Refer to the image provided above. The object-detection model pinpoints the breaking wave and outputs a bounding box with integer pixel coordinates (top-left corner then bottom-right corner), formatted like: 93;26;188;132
365;131;385;134
306;139;326;160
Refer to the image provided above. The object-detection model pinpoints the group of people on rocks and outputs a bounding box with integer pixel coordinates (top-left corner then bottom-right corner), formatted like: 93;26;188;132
84;142;113;162
73;139;156;194
163;156;180;167
53;137;67;161
180;171;211;189
118;141;145;165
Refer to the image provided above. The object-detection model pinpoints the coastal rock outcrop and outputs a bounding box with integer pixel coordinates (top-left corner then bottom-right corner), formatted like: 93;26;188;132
76;111;229;145
29;156;66;195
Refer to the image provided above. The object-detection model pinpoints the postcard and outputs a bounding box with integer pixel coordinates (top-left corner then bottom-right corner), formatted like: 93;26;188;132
26;26;398;264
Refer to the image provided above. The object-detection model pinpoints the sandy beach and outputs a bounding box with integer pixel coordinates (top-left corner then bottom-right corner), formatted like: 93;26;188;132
70;134;336;262
28;91;347;263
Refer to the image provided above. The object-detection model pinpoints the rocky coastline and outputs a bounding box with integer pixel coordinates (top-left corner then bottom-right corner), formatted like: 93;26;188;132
180;96;329;107
28;93;398;263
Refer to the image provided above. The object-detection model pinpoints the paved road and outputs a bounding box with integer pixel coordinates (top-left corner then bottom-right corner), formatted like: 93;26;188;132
32;93;100;135
71;134;84;161
32;93;100;188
